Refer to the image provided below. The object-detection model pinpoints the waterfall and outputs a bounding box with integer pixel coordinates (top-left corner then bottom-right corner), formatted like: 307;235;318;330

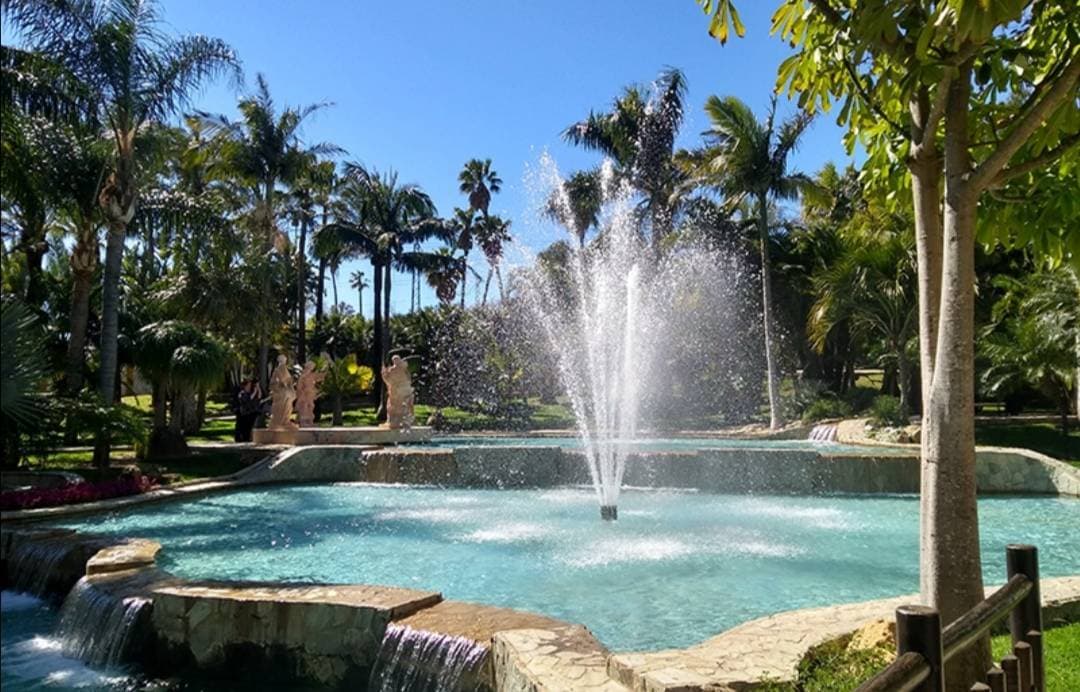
56;577;150;667
6;535;82;599
808;424;838;442
368;623;488;692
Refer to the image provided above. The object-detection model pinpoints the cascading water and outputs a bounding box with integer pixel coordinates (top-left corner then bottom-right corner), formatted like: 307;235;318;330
56;577;151;667
6;535;85;599
367;623;488;692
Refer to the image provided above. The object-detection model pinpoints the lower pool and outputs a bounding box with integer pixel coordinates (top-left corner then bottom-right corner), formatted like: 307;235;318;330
58;486;1079;652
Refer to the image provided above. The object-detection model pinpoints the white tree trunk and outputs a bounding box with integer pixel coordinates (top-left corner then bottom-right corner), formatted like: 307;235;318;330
919;69;989;689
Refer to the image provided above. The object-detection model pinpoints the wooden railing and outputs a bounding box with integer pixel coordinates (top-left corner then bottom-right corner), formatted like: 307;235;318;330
856;544;1044;692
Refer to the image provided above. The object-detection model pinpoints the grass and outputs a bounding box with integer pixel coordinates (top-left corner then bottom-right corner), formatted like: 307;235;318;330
28;448;250;484
975;421;1080;464
771;622;1080;691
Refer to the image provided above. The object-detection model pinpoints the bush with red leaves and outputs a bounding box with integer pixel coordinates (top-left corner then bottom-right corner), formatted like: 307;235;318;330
0;474;158;511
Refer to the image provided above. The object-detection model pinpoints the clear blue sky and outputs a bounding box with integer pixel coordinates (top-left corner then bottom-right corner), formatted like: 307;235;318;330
161;0;854;315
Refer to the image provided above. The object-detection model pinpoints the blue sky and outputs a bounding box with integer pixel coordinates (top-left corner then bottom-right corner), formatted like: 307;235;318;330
161;0;855;315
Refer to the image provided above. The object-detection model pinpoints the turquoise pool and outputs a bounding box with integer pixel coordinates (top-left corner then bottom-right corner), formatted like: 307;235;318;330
55;486;1079;652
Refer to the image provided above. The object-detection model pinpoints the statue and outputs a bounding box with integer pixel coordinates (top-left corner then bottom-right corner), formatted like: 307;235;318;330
295;361;326;427
381;355;415;430
268;355;298;430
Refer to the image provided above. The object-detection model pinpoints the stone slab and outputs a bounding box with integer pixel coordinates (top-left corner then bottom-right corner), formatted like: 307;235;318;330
253;425;432;445
395;599;571;644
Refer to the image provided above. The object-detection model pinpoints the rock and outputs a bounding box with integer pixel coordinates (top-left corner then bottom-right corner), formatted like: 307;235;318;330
847;619;895;652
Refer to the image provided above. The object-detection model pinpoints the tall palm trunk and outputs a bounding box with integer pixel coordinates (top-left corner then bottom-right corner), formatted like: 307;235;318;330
460;260;467;309
64;223;98;394
919;68;988;689
21;218;48;311
382;263;392;355
297;216;308;364
358;283;364;318
92;220;127;468
756;193;783;430
482;267;493;306
371;260;385;416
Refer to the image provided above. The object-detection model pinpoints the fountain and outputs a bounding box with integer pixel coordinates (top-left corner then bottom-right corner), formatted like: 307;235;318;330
368;623;488;692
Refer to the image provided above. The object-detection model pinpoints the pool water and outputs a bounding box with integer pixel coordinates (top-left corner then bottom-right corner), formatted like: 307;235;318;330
58;486;1079;652
0;591;132;691
427;435;908;455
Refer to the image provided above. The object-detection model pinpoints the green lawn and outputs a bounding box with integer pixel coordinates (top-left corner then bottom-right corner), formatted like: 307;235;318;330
30;448;250;484
975;421;1080;464
774;622;1079;691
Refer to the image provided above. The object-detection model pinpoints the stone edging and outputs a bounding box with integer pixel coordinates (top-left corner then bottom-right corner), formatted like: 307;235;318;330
607;576;1080;692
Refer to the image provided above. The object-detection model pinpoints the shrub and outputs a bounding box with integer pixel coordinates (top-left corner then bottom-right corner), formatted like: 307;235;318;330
843;385;880;413
869;395;907;427
0;473;157;511
801;396;853;424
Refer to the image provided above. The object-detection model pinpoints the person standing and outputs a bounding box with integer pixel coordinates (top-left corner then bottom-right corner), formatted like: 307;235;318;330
233;379;261;442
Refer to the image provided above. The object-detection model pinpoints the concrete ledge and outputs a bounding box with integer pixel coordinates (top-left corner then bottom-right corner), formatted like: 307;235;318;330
252;425;432;445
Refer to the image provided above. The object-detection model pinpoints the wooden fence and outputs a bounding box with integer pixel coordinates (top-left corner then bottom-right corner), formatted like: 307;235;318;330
856;544;1044;692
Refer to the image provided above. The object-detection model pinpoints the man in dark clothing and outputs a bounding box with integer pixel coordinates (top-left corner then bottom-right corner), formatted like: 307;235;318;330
233;379;262;442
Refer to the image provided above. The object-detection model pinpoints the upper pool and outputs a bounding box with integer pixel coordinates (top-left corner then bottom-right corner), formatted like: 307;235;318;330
427;435;910;455
56;485;1078;652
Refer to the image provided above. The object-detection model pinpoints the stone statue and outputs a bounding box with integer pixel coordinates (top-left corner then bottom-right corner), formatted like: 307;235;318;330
295;361;326;427
268;355;298;430
381;355;415;430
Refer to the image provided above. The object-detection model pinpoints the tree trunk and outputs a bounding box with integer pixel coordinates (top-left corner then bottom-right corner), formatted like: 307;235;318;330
909;90;944;413
22;218;48;311
482;267;493;306
64;222;98;394
358;285;364;319
757;194;783;430
371;260;385;418
64;272;94;394
315;256;327;327
333;394;343;426
460;261;467;309
896;344;911;419
377;263;392;423
297;217;308;364
920;68;988;690
92;221;127;468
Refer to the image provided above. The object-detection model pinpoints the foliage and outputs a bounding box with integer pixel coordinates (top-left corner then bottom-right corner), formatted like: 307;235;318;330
868;395;906;428
316;353;373;398
0;473;157;511
800;396;853;425
0;297;49;427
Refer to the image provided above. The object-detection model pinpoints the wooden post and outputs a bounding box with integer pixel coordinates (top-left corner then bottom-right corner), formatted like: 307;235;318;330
895;605;944;692
1014;642;1032;692
1027;630;1044;692
1001;654;1020;692
1006;544;1043;692
985;667;1005;692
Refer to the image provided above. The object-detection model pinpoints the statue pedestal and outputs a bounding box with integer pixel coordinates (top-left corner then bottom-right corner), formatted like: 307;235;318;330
252;426;433;446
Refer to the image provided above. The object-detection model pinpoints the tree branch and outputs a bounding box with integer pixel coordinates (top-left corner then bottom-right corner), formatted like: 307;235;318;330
970;52;1080;190
843;59;906;136
919;44;982;148
989;131;1080;188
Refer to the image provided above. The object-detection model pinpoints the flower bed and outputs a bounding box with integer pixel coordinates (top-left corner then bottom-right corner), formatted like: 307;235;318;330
0;474;158;511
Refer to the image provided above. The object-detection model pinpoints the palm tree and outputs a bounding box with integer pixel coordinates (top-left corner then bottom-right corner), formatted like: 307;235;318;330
474;214;512;304
1;299;50;467
349;270;369;318
422;247;465;305
319;163;447;418
197;74;339;389
4;0;240;466
135;320;229;458
288;159;335;364
808;217;918;416
563;67;687;249
458;158;502;217
680;95;813;430
545;169;602;247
